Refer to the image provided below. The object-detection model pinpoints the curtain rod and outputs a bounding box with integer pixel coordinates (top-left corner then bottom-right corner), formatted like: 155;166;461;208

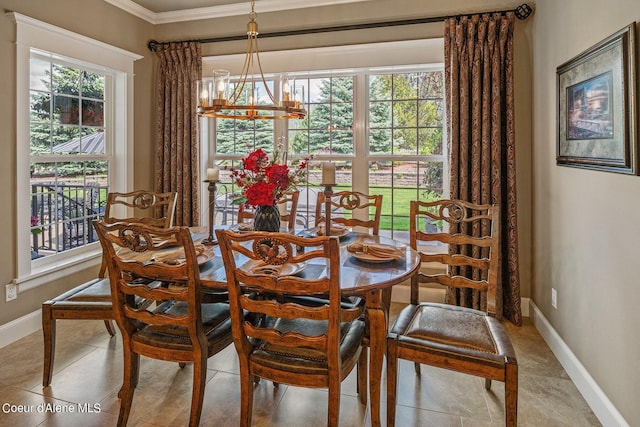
148;3;532;51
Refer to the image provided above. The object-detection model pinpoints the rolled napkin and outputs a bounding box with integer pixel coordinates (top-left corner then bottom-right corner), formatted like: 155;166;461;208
346;242;405;259
314;222;346;236
149;245;205;265
237;223;253;232
251;264;285;275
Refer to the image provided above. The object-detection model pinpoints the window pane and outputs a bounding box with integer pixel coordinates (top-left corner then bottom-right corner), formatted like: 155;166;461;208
418;99;444;127
215;118;274;154
392;100;417;127
30;91;50;122
82;99;104;127
419;128;443;156
370;74;392;101
30;123;52;156
418;71;444;98
81;71;104;100
52;65;80;96
393;128;417;155
30;57;50;91
54;95;79;125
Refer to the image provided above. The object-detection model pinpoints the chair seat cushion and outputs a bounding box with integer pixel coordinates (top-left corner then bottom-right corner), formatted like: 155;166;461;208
390;302;516;366
251;317;365;375
48;278;111;303
134;302;232;352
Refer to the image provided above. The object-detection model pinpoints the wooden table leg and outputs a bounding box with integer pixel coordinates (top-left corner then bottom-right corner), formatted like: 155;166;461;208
366;290;387;427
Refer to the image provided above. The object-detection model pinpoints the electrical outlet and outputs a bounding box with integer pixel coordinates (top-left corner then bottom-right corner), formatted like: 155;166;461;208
551;287;557;309
5;283;17;302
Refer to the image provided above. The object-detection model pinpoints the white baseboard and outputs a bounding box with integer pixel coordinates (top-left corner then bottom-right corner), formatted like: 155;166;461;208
530;301;629;427
0;309;42;349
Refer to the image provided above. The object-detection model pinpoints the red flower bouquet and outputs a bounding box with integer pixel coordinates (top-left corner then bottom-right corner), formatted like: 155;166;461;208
230;149;309;208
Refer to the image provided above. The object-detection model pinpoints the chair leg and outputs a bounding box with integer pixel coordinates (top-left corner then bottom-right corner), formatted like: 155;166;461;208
189;353;207;427
239;365;254;427
485;378;492;390
103;320;117;337
386;339;398;427
117;349;139;427
505;362;518;427
327;376;340;427
42;306;55;387
357;346;368;405
414;362;421;375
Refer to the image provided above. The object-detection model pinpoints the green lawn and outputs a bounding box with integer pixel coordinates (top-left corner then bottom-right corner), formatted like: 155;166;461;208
371;186;441;231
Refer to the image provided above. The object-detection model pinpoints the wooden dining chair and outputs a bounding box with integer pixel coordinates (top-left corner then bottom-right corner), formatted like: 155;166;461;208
238;190;300;232
386;199;518;427
216;229;367;427
94;221;233;427
41;190;177;387
315;190;383;235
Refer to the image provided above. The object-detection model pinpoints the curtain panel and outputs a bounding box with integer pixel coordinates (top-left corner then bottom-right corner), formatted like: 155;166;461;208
154;41;202;226
444;13;522;325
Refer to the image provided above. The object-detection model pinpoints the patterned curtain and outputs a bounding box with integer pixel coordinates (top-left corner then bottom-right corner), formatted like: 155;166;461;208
444;13;522;325
154;41;202;226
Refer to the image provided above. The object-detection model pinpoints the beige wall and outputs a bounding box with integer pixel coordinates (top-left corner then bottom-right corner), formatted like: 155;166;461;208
0;0;156;324
532;0;640;424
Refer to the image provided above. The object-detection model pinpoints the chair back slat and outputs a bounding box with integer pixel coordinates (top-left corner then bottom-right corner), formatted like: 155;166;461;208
315;191;383;235
244;322;328;350
241;295;330;321
416;272;490;291
410;199;500;315
104;190;178;227
94;221;203;333
123;305;189;328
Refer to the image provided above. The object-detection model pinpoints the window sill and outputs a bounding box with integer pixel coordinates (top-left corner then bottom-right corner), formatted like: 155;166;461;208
15;248;102;294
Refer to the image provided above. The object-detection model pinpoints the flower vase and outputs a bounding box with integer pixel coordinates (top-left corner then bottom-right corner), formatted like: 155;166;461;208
253;205;280;232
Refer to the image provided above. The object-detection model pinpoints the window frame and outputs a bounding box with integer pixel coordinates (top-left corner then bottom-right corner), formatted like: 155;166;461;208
10;12;141;291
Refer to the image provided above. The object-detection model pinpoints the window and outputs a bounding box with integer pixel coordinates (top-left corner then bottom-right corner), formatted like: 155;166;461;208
11;13;140;289
202;40;446;242
29;53;110;261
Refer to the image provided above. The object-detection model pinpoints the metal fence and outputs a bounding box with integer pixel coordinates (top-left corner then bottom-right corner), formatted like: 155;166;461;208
30;182;108;258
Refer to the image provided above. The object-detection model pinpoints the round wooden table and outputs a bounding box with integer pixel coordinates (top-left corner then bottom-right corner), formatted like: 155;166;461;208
197;229;420;427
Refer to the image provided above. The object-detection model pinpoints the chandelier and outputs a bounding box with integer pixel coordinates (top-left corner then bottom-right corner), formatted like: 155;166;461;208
196;0;306;120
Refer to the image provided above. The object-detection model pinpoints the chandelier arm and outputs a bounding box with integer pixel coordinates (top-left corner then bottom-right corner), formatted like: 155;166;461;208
228;36;254;105
253;38;278;105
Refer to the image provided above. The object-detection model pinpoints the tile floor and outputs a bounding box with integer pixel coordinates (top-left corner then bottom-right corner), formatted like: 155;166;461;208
0;304;601;426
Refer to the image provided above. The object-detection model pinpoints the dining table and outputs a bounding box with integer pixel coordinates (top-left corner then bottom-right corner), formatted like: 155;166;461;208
193;226;421;427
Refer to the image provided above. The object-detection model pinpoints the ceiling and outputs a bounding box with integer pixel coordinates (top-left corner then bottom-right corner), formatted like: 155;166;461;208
104;0;372;24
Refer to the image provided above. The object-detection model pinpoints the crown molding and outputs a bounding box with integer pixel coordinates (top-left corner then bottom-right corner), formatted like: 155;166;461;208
105;0;372;24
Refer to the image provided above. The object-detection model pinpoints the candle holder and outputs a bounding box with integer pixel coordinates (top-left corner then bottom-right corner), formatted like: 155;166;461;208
202;179;218;246
323;184;334;237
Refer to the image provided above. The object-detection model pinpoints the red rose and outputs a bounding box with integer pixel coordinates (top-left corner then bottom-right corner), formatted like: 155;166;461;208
243;149;268;172
244;181;276;206
266;164;290;189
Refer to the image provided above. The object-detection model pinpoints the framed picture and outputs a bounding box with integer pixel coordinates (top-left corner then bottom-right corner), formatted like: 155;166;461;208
557;23;638;174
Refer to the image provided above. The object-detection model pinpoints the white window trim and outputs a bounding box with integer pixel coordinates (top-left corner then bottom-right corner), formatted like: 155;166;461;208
8;12;142;292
